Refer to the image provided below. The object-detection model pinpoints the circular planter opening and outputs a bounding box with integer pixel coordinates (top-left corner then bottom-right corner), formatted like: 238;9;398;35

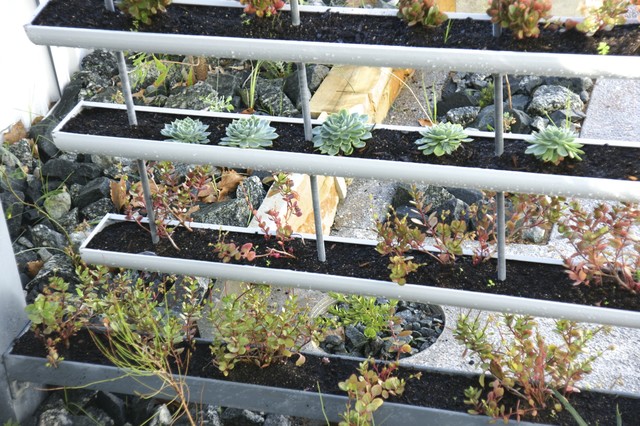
309;294;445;361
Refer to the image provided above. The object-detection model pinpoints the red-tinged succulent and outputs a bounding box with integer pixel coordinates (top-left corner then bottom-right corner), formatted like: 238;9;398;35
487;0;553;39
397;0;449;27
118;0;172;25
240;0;285;18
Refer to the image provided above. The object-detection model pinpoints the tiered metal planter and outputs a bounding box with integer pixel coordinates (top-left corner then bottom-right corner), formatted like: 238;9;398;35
3;0;639;423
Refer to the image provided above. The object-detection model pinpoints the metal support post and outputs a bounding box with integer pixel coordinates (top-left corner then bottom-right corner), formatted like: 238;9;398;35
0;204;45;423
493;73;507;281
115;50;159;244
292;0;325;261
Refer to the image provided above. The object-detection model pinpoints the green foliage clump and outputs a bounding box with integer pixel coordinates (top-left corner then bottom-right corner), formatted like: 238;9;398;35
118;0;172;25
160;117;211;144
320;293;399;339
415;122;473;156
312;110;373;156
397;0;448;27
525;125;584;165
219;115;278;149
208;285;322;376
576;0;635;36
487;0;552;39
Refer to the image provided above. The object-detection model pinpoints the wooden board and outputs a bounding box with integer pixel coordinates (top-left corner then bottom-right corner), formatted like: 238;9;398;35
309;65;413;123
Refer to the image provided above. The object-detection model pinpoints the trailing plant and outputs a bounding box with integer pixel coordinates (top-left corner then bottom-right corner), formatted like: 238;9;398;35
375;187;474;284
24;277;92;367
455;312;611;422
338;358;420;426
487;0;553;39
574;0;636;36
219;115;279;149
208;285;322;376
118;0;172;25
558;201;640;293
415;122;473;156
89;274;204;425
319;292;399;339
525;125;584;165
161;117;211;144
312;110;373;156
240;0;285;17
397;0;448;27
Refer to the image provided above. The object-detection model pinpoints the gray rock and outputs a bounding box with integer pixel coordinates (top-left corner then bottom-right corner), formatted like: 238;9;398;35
515;75;543;95
38;408;74;426
81;50;118;81
395;309;418;323
345;325;368;349
522;226;546;244
467;73;492;89
445;106;480;127
26;253;78;301
527;85;584;117
0;144;25;169
30;223;67;249
255;77;298;117
165;81;218;110
283;64;330;108
69;229;93;252
7;138;36;171
264;413;292;426
0;190;25;238
149;404;173;426
548;108;586;126
542;76;593;94
436;89;479;113
508;94;530;111
81;198;115;222
444;188;484;206
96;391;127;426
55;207;80;235
44;189;72;220
530;116;550;131
191;176;265;227
41;158;102;186
392;183;453;210
206;73;243;99
76;176;113;210
473;105;531;134
220;408;264;426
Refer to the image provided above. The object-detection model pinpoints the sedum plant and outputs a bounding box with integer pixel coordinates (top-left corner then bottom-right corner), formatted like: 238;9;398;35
397;0;449;27
455;312;611;422
240;0;285;17
415;122;473;156
575;0;637;36
525;125;584;165
160;117;211;144
312;110;373;156
487;0;553;39
118;0;172;25
219;115;278;149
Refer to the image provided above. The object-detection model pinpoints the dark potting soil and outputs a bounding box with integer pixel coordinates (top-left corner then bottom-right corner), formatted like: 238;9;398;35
33;0;640;56
10;329;640;425
86;220;640;312
62;108;640;181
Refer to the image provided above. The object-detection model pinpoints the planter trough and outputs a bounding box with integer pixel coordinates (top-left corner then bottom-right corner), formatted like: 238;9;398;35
80;214;640;329
53;102;640;203
24;0;640;78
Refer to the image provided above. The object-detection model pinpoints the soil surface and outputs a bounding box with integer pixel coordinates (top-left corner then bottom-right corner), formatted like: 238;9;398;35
10;329;640;425
33;0;640;56
86;221;640;312
62;108;640;180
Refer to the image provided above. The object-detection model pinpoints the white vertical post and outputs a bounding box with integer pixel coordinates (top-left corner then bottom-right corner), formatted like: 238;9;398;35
0;204;45;423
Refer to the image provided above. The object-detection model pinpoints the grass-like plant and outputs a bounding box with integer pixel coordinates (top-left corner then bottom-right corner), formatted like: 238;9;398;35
487;0;552;39
219;115;278;149
415;122;473;156
397;0;448;27
118;0;172;25
312;110;373;156
455;312;611;422
160;117;211;144
525;125;584;165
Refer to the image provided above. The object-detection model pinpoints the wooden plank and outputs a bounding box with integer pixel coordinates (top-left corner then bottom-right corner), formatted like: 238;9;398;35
309;65;413;123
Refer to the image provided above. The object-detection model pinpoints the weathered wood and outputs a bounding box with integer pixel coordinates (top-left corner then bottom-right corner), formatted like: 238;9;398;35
309;65;413;123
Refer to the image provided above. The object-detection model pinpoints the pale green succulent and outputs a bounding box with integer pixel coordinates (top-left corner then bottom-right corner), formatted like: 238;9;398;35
219;115;278;149
415;122;473;156
525;126;584;165
160;117;210;144
312;110;373;156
